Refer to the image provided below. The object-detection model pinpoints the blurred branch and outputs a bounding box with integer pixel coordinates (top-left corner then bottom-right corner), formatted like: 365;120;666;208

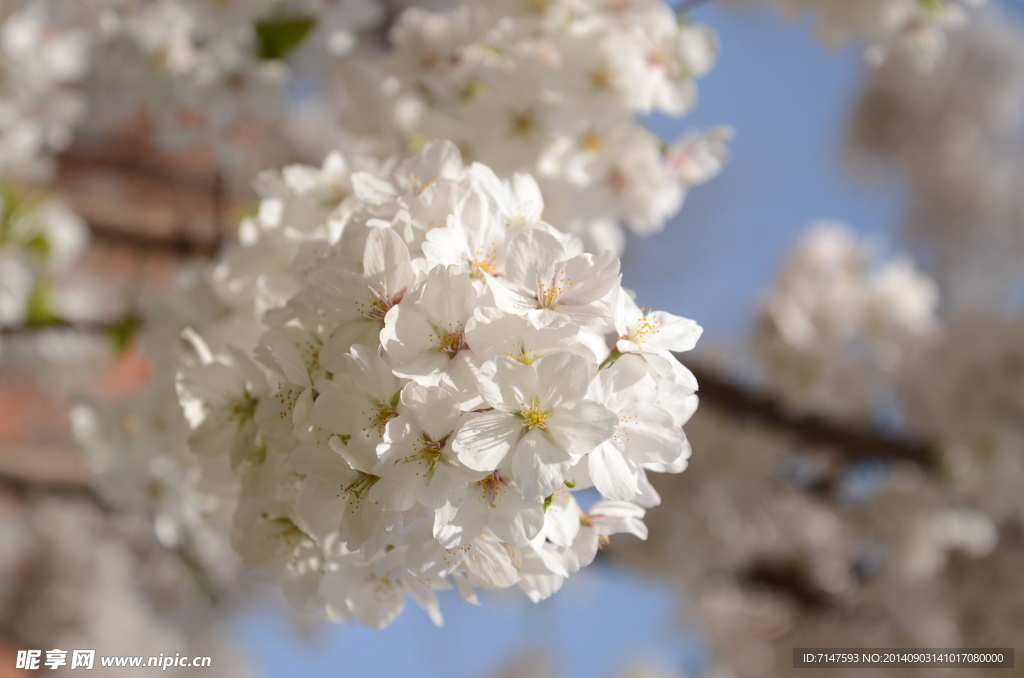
0;463;105;511
55;138;228;258
87;219;220;257
59;146;218;190
0;316;135;339
686;361;938;469
0;444;95;487
739;559;837;611
0;472;104;508
175;544;224;605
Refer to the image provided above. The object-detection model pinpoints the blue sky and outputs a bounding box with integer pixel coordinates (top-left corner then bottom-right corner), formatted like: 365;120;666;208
625;4;903;337
235;4;908;677
237;564;700;678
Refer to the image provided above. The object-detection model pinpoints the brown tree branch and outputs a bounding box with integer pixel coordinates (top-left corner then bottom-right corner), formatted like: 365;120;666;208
59;146;219;190
0;473;106;510
86;220;219;257
0;444;95;493
0;458;105;512
739;559;837;611
0;317;133;338
685;361;938;469
688;364;937;471
54;136;230;258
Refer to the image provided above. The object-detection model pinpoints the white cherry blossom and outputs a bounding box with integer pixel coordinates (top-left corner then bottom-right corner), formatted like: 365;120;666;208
490;229;621;326
370;383;483;512
453;352;618;499
380;264;482;387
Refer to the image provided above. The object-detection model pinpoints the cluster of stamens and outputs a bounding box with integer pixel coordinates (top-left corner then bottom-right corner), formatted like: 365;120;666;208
471;244;499;278
609;413;637;448
432;322;467;357
628;306;664;342
515;398;550;431
356;281;405;321
506;341;537;366
364;397;399;436
342;473;380;510
535;268;573;309
402;436;446;478
477;472;507;509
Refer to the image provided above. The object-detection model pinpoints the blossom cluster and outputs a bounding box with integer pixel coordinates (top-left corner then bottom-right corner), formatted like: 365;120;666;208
728;0;988;66
846;15;1024;305
169;141;700;627
0;0;729;253
899;311;1024;523
1;0;1016;667
0;0;388;178
753;222;937;419
0;0;89;180
369;0;728;252
90;0;385;165
844;18;1024;523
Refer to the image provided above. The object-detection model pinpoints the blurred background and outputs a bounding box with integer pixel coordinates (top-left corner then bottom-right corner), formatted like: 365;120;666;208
2;0;1024;676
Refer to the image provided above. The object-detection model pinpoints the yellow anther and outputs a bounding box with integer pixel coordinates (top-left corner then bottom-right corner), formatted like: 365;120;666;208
516;398;550;431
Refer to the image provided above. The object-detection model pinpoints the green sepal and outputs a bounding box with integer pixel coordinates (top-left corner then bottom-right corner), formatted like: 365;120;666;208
255;16;316;61
22;234;50;258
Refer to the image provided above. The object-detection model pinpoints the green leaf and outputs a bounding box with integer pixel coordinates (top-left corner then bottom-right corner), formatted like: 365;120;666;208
916;0;943;15
255;16;316;61
25;278;58;327
108;314;143;352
